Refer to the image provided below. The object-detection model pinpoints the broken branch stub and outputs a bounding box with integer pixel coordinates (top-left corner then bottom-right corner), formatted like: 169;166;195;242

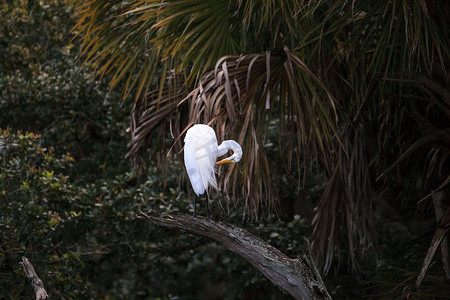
20;256;48;300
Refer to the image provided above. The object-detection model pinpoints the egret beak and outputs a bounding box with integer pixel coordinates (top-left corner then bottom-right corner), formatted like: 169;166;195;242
216;158;235;165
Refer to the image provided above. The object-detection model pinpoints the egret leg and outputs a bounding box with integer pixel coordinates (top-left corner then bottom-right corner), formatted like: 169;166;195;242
205;190;211;219
193;196;197;217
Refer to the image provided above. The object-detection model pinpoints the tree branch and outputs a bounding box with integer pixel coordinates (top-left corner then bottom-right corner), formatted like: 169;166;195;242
20;256;48;300
139;212;331;300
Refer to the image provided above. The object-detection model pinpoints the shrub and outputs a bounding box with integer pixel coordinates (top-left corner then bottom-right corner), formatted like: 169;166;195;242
0;1;131;182
0;130;95;298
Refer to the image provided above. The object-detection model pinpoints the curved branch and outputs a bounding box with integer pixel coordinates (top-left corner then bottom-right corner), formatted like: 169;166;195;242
139;212;331;300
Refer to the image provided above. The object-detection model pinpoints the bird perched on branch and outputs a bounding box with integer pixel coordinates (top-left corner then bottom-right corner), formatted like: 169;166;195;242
183;124;242;217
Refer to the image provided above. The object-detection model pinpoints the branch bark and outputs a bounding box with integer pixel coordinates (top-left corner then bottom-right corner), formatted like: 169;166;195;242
416;190;450;288
20;256;48;300
139;212;331;300
433;190;450;279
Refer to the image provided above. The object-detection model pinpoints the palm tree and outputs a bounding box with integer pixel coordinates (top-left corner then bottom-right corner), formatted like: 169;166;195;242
71;0;449;278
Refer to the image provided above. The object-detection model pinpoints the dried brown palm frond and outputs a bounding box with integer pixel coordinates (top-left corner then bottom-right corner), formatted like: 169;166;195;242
127;75;189;179
312;123;377;275
128;48;338;218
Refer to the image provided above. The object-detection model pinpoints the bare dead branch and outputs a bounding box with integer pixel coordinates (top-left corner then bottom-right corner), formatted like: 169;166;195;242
139;212;331;300
20;256;48;300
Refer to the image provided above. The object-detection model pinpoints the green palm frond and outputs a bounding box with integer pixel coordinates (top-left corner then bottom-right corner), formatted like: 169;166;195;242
150;0;239;79
71;0;238;101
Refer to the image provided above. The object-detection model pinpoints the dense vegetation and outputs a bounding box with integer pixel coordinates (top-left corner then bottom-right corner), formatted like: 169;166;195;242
1;1;449;299
0;2;307;299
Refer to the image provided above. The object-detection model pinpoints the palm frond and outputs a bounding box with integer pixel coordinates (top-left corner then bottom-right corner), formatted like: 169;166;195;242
71;0;240;101
127;47;338;218
72;0;450;275
127;75;189;178
312;124;377;274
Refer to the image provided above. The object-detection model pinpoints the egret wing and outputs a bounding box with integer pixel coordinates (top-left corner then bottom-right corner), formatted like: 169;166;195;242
184;136;203;195
184;124;218;195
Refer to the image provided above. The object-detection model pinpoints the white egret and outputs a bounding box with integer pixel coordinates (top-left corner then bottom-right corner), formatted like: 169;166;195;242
183;124;243;217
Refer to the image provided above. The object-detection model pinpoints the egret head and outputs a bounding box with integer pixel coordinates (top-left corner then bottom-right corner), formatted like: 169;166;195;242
216;140;242;165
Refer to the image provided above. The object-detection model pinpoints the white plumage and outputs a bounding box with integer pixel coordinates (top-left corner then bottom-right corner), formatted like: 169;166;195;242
184;124;219;196
183;124;243;200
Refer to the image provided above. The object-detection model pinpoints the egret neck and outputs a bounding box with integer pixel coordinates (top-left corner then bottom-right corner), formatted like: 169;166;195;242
216;140;243;164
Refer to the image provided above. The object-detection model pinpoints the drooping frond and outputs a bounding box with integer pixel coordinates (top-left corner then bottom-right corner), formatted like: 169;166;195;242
312;124;378;274
71;0;240;101
128;48;338;217
127;75;189;179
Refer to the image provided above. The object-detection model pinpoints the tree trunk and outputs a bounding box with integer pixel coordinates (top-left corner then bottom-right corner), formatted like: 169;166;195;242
139;212;331;300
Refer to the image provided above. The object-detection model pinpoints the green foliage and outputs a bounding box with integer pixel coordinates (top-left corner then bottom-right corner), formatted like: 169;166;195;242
0;0;69;73
0;130;94;298
0;0;131;182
